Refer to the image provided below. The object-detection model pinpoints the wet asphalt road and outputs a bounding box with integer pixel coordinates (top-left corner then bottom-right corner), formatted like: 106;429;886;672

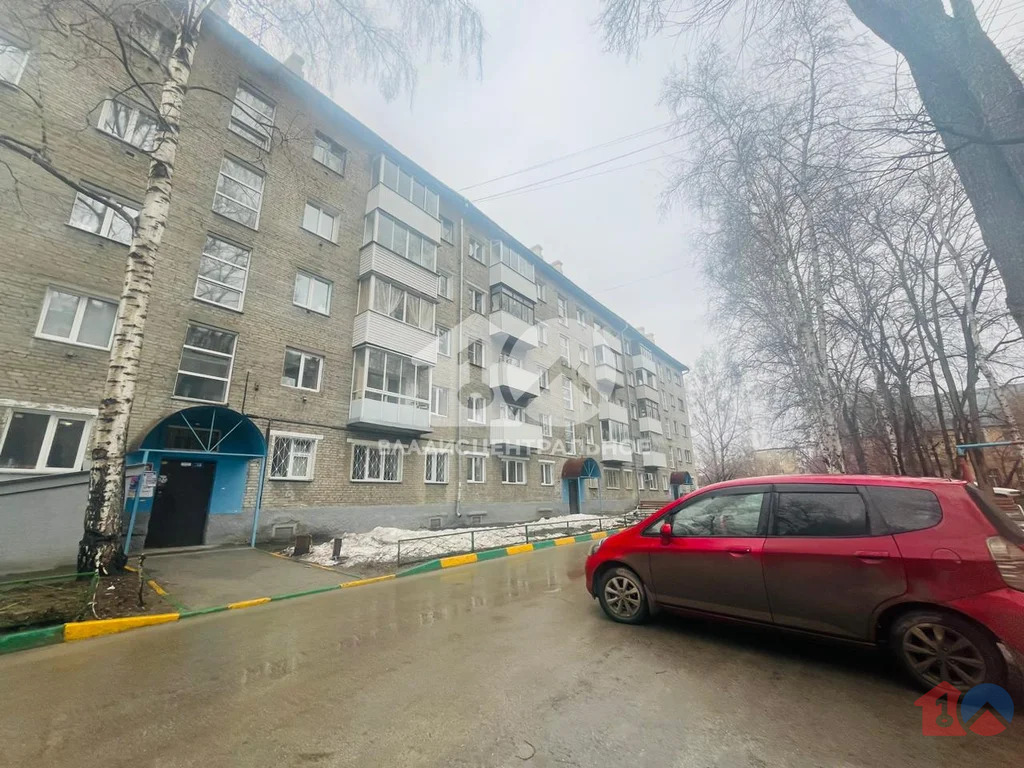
1;544;1021;767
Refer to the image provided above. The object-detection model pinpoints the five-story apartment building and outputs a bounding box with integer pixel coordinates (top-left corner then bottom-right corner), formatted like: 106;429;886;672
0;6;695;551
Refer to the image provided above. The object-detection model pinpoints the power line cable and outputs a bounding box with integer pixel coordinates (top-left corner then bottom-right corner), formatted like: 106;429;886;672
471;135;683;202
459;121;674;191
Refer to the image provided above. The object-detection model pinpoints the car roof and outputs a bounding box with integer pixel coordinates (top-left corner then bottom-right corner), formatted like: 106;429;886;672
696;474;966;493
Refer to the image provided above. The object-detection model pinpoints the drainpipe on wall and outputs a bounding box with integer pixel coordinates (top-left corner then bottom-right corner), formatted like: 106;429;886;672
454;210;467;521
619;323;641;509
250;419;272;547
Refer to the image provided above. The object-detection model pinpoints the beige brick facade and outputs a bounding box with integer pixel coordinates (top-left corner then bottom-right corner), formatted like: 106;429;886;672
0;6;695;548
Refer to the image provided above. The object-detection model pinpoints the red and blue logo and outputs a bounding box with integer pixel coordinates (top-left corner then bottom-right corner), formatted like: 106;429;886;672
916;682;1015;736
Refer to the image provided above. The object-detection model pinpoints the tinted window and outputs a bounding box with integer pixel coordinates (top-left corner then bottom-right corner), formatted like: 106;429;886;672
865;487;942;533
774;492;868;537
663;493;764;537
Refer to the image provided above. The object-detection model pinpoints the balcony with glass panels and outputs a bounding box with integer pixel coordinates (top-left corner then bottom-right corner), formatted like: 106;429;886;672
348;346;432;435
638;416;663;435
600;441;633;464
367;156;442;242
489;286;538;349
635;383;660;403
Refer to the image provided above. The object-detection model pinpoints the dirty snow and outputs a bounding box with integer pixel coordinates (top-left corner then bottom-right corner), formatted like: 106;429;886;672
288;513;635;568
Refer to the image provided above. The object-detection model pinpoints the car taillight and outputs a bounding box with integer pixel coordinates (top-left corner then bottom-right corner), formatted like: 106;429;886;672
986;536;1024;591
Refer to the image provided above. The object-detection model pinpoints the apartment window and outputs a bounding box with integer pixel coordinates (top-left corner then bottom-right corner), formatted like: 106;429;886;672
173;323;237;403
538;322;548;346
586;476;599;491
540;461;554;486
364;210;438;272
578;345;590;367
437;326;451;356
97;99;158;150
582;383;593;406
557;295;568;325
441;217;454;243
313;132;346;174
586;424;596;447
351;442;403;482
357;275;435;332
302;201;339;242
69;189;138;245
537;282;546;302
269;433;318;480
674;373;681;386
437;271;452;300
679;397;686;411
293;271;332;315
467;394;486;424
0;32;29;85
630;403;639;419
602;419;630;444
664;421;672;439
281;348;323;391
565;423;577;455
537;367;549;390
499;402;525;422
36;288;116;349
559;335;571;366
576;307;587;325
424;449;449;483
662;474;670;491
606;468;621;489
229;84;275;149
194;235;250;311
466;453;486;483
562;378;574;411
351;347;430;411
468;338;486;367
643;471;656;490
490;286;534;324
501;458;527;485
625;470;633;490
490;241;536;281
430;385;449;417
685;449;693;463
541;413;553;438
469;286;486;314
213;156;264;229
375;156;440;218
675;447;683;464
0;408;91;474
468;238;486;263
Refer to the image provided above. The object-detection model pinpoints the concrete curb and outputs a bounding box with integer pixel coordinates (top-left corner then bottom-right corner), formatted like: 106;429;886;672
0;572;396;656
396;529;619;577
0;531;611;656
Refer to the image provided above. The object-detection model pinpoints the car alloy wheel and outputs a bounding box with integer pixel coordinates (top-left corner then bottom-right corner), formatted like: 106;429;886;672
603;574;643;620
901;622;987;690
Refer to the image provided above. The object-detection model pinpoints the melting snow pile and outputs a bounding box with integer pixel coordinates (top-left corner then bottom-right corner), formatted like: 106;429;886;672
292;513;631;567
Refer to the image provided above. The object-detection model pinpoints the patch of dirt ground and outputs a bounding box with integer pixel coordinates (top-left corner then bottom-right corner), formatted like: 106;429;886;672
1;570;174;634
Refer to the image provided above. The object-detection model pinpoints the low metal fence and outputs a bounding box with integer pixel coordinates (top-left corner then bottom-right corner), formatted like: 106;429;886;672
396;515;629;566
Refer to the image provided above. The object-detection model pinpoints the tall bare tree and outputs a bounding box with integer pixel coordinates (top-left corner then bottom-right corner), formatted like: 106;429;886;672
689;347;752;483
600;0;1024;343
1;0;483;572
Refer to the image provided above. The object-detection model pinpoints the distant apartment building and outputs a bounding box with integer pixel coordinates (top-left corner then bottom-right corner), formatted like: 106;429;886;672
0;7;695;551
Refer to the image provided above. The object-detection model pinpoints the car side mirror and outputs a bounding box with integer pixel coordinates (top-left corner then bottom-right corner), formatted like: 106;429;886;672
660;522;672;541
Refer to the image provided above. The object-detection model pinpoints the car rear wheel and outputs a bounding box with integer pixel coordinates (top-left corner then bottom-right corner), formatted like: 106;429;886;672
597;566;649;624
889;609;1007;692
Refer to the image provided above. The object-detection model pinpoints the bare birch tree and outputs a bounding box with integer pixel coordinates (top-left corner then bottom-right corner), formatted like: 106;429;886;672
600;0;1024;345
1;0;483;572
689;347;752;483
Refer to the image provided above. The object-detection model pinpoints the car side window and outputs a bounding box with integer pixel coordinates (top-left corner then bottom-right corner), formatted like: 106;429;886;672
773;492;868;537
864;486;941;533
664;492;765;537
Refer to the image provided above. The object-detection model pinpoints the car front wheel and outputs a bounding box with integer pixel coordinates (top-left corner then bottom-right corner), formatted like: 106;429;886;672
889;609;1007;692
597;566;649;624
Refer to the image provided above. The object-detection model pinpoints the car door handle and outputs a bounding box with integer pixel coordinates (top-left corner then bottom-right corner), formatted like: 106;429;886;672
726;546;752;556
855;550;891;561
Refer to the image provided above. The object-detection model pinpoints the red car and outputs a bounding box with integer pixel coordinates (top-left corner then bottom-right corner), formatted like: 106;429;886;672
586;475;1024;691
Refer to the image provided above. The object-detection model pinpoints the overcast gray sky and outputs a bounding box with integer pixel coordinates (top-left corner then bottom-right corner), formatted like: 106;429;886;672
331;0;705;367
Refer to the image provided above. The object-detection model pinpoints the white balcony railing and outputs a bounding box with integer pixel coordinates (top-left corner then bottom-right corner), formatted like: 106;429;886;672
489;420;543;449
365;183;441;243
489;262;537;302
640;450;668;468
635;383;660;403
489;362;540;399
632;354;657;374
348;396;431;434
638;416;663;435
601;441;633;463
488;310;539;349
352;311;438;365
359;242;437;298
599;401;628;423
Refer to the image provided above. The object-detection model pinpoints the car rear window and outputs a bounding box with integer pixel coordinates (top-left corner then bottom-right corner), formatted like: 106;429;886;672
773;492;868;537
864;486;941;533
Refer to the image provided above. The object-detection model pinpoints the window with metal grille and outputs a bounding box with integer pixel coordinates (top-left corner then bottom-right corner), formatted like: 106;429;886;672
351;443;403;482
424;450;449;483
269;434;316;480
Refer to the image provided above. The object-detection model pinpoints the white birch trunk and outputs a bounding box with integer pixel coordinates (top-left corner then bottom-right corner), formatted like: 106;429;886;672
77;21;201;573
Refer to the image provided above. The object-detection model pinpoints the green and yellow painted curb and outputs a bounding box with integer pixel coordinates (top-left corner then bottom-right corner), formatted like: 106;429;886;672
0;529;615;656
396;528;620;577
